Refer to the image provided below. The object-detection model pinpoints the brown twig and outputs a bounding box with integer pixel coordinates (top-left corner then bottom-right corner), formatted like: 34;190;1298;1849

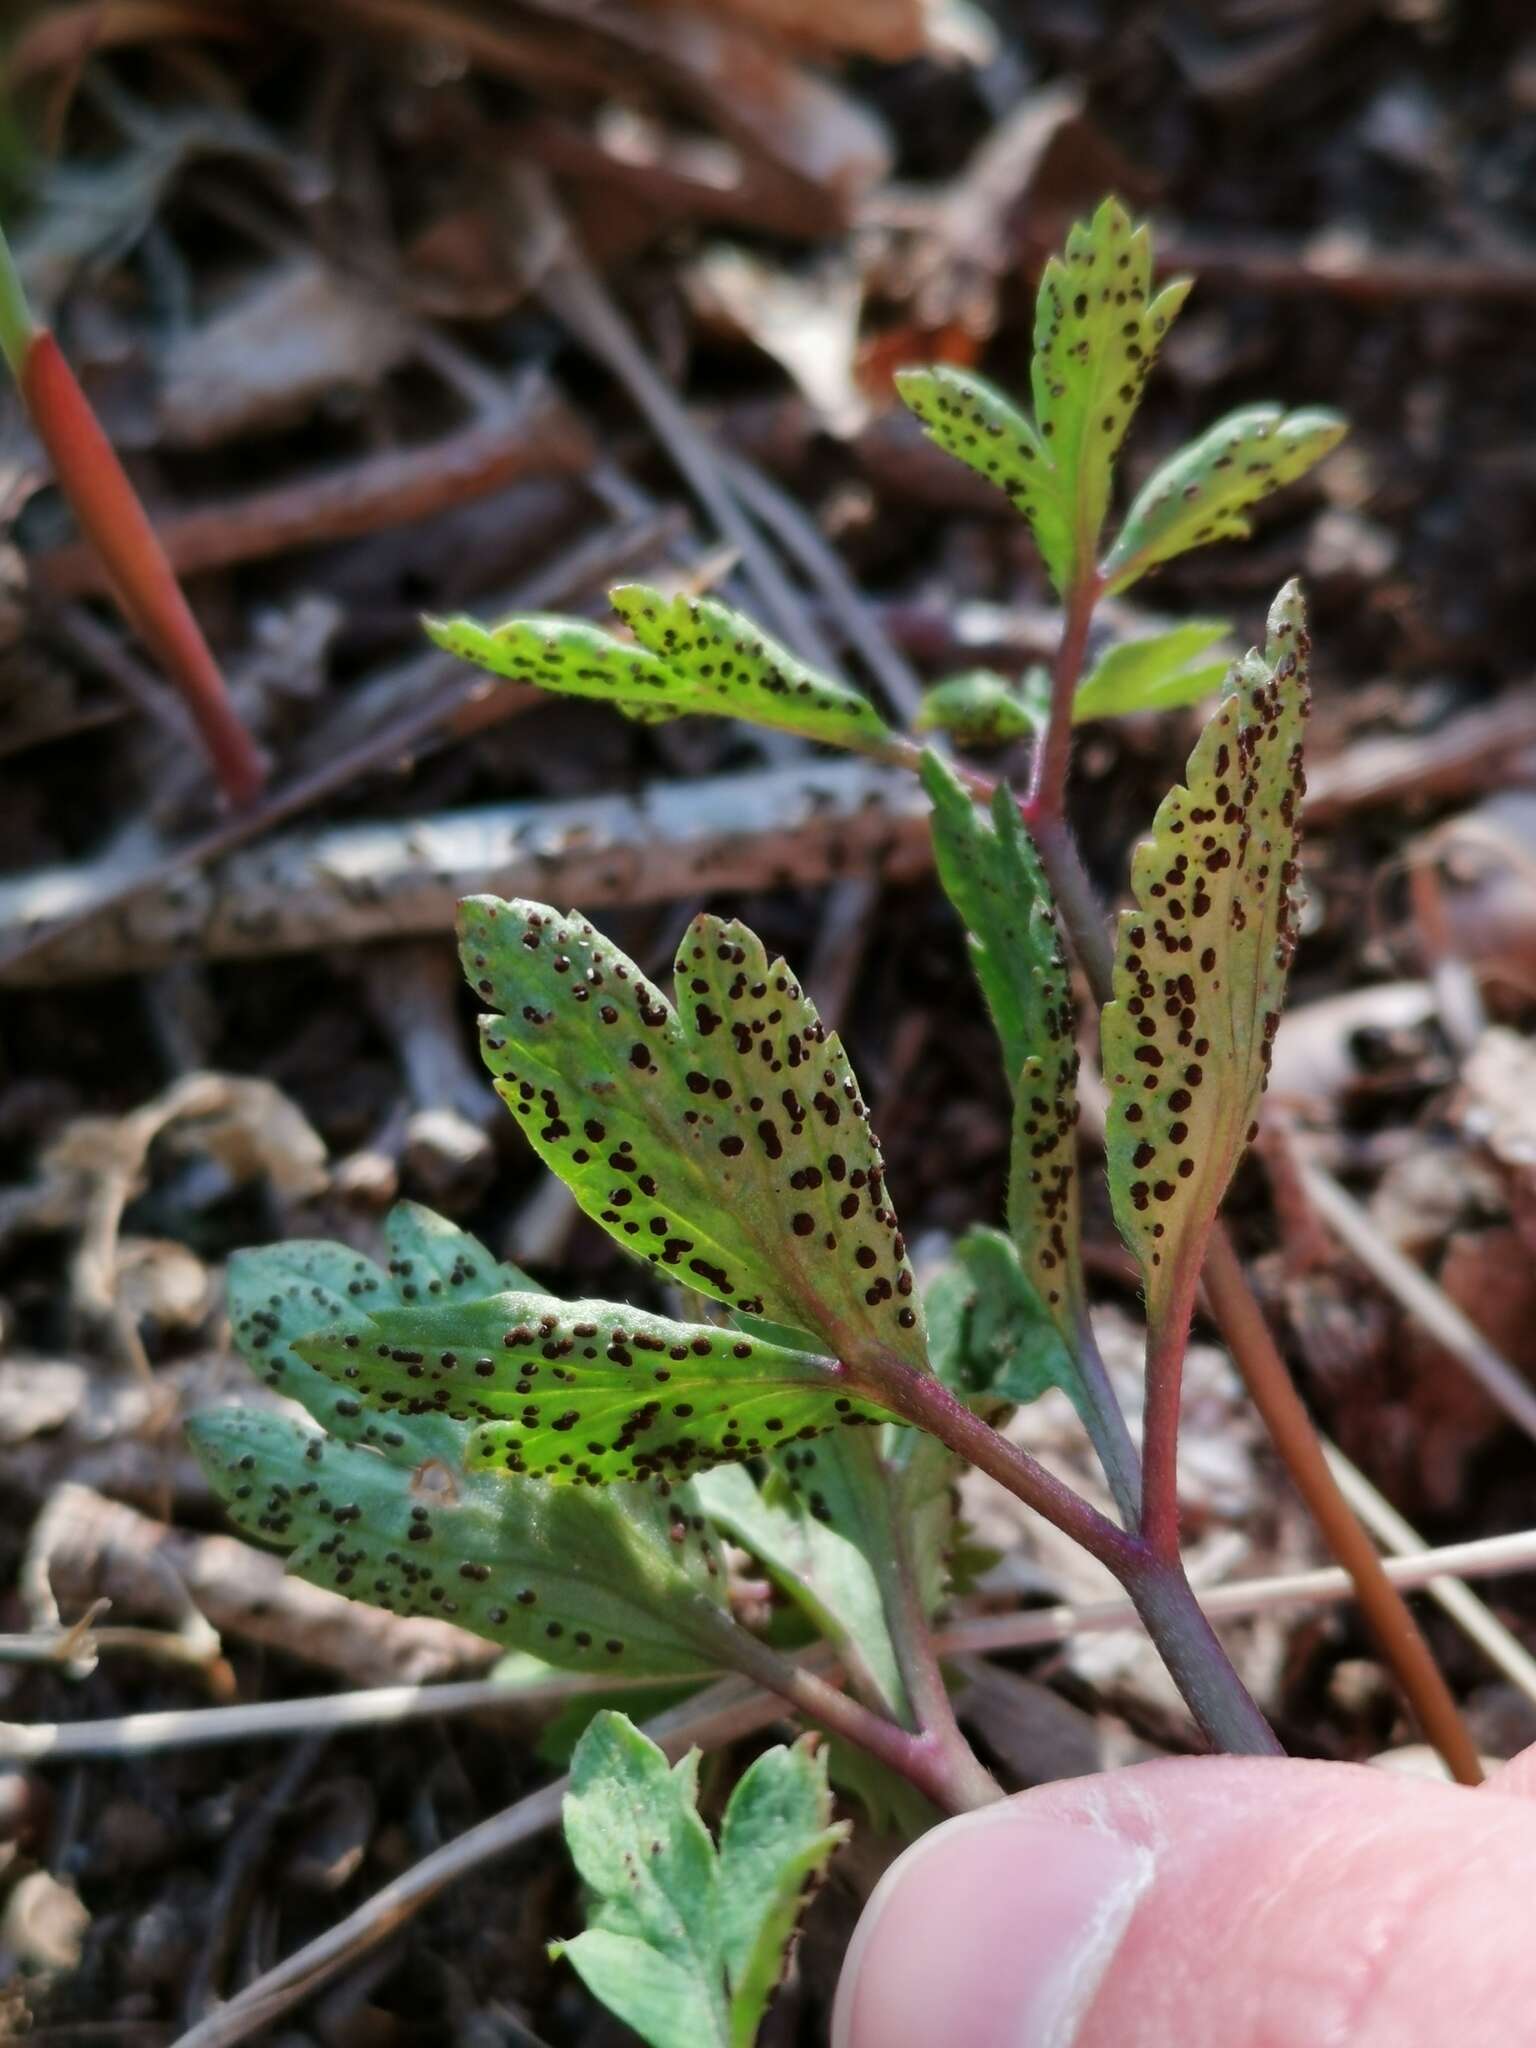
30;376;591;594
183;1736;328;2028
719;451;925;724
19;1523;1536;1769
1159;233;1536;306
11;320;266;805
35;1483;496;1688
1198;1231;1484;1782
0;760;931;984
517;175;834;667
1302;694;1536;825
1322;1454;1536;1711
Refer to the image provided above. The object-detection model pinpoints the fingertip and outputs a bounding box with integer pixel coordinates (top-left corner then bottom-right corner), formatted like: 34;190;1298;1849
833;1804;1152;2048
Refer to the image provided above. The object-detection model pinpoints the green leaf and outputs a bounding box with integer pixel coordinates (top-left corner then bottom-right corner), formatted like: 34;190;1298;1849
1102;404;1346;594
1102;582;1310;1319
202;1206;737;1676
897;199;1188;594
925;1226;1078;1408
1030;197;1190;578
555;1931;726;2048
226;1237;460;1465
188;1406;732;1675
293;1291;889;1487
697;1439;906;1719
718;1738;848;2047
383;1199;542;1297
610;585;894;751
920;755;1083;1343
557;1711;728;2046
458;898;927;1373
536;1677;702;1769
427;588;893;753
913;669;1041;747
1073;621;1231;722
424;611;684;722
553;1712;844;2048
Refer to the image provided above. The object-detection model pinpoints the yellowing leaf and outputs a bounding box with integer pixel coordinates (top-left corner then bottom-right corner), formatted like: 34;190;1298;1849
1102;583;1310;1318
1102;405;1346;593
459;898;926;1373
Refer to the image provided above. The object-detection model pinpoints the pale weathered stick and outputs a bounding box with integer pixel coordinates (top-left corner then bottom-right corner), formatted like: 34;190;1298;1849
1325;1450;1536;1708
0;760;930;984
14;1524;1536;1765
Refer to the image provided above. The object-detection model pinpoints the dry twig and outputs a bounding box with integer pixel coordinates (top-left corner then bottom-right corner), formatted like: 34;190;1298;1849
13;1524;1536;1766
0;760;930;983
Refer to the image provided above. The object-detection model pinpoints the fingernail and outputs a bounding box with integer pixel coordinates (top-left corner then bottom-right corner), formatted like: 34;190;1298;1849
832;1808;1151;2048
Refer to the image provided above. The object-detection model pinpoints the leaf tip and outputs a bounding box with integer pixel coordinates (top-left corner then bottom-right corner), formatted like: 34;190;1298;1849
606;580;652;619
1266;577;1308;645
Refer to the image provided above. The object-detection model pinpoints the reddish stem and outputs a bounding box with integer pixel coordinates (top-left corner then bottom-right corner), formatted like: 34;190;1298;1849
1139;1262;1204;1563
1024;571;1100;826
856;1348;1140;1580
19;332;266;807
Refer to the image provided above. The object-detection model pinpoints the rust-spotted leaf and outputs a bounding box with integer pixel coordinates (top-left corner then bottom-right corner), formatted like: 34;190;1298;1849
424;613;684;722
427;591;893;753
894;366;1073;594
189;1407;733;1675
459;899;926;1373
227;1236;459;1464
195;1207;737;1678
897;200;1188;595
1030;197;1189;578
383;1199;542;1298
1102;405;1345;595
1102;582;1310;1318
295;1293;888;1487
921;754;1083;1344
610;585;893;751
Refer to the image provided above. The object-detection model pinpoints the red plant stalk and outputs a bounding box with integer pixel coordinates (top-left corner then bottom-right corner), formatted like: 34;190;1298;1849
1;230;265;807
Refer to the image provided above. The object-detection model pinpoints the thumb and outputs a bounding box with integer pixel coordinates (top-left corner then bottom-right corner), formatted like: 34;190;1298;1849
833;1753;1536;2048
